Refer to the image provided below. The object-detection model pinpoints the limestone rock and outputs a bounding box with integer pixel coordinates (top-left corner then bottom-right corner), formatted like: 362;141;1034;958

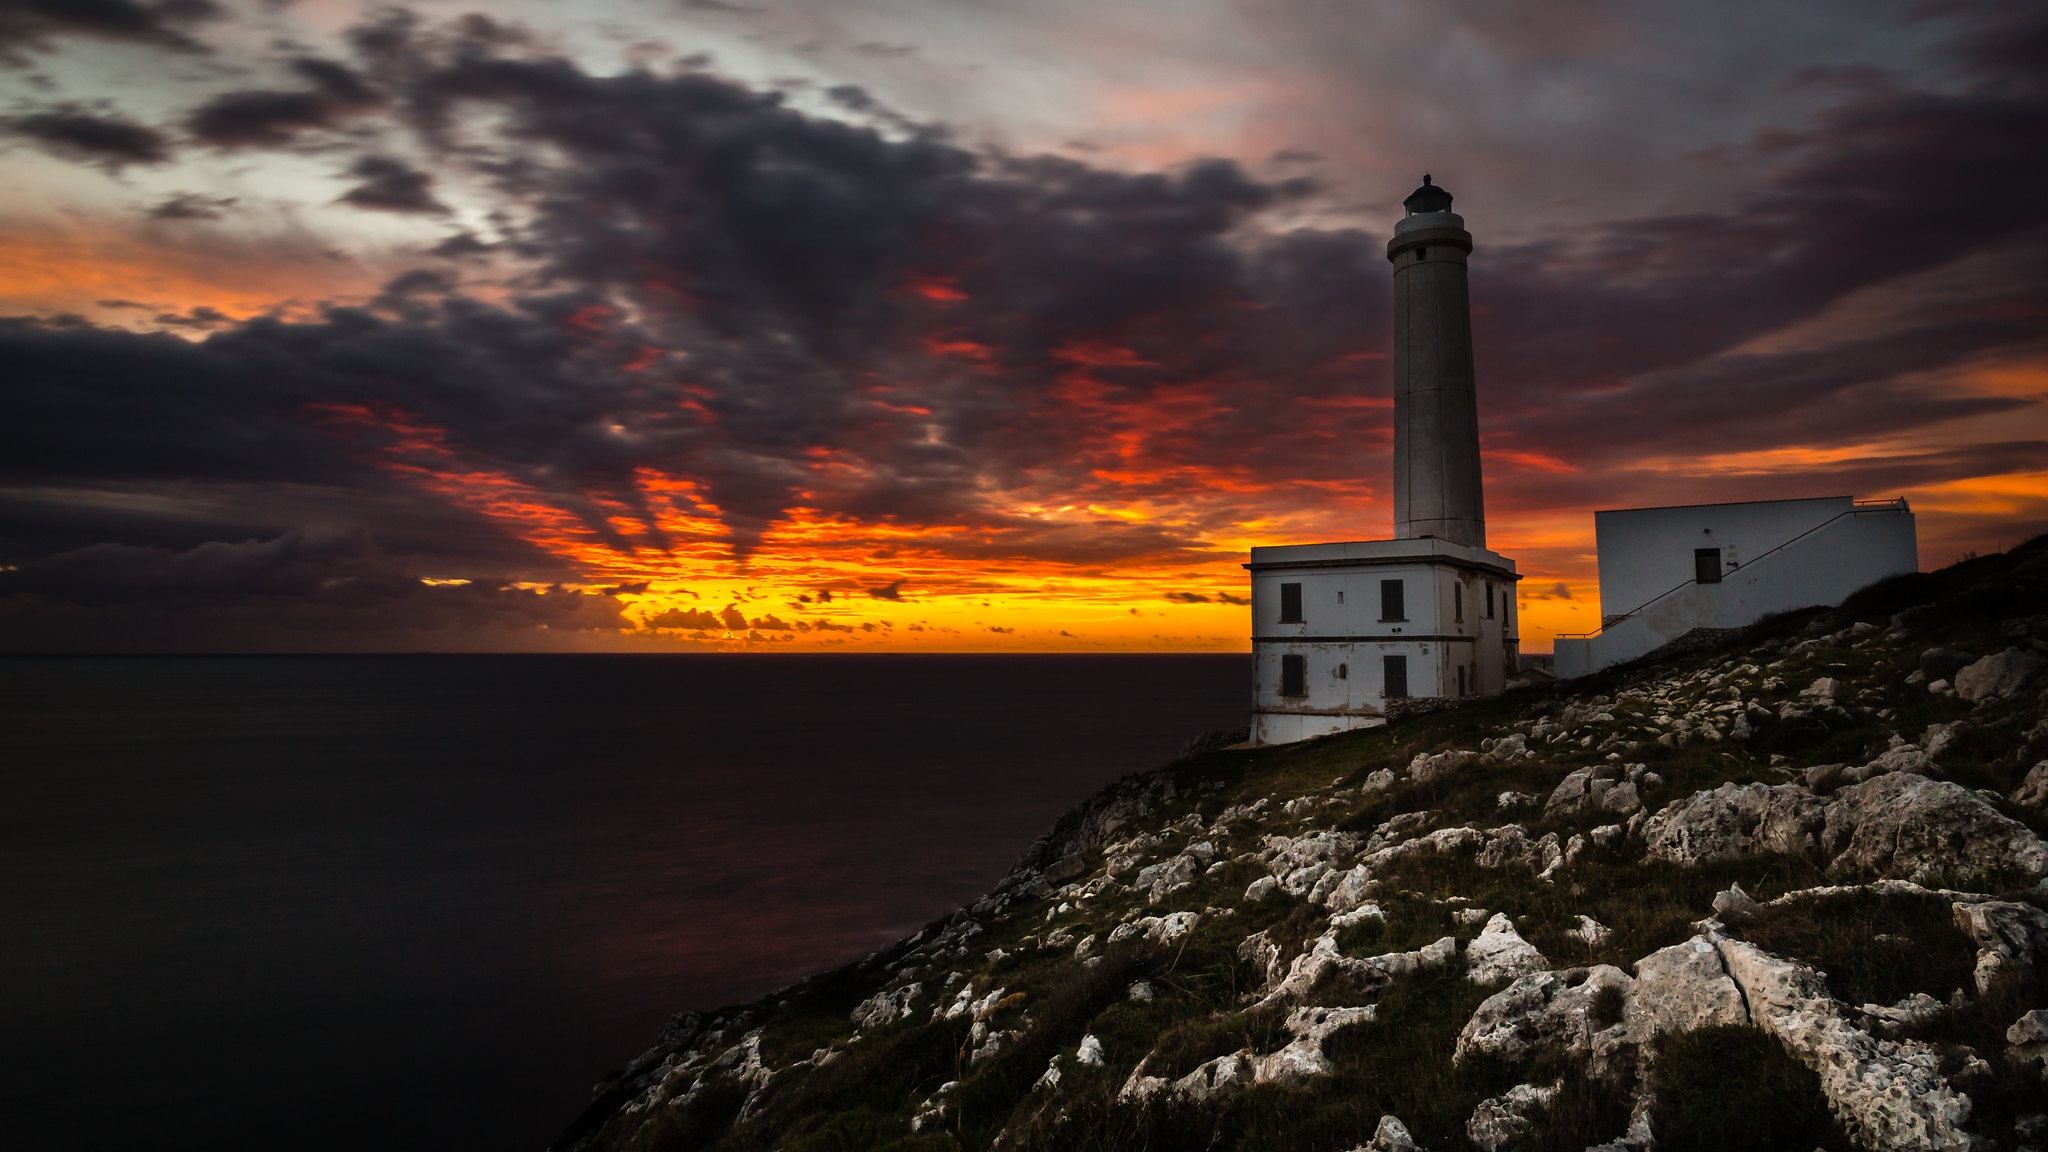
1133;853;1199;903
1717;938;1973;1150
1244;875;1279;902
1919;647;1974;682
1107;911;1200;947
1321;865;1374;914
1410;748;1479;782
1467;1081;1559;1152
1455;965;1636;1075
1075;1034;1105;1065
1573;915;1613;949
1641;782;1825;865
1171;1050;1254;1101
1822;774;2048;885
1955;647;2047;702
1711;883;1764;918
1467;914;1548;984
1544;764;1630;821
2012;761;2048;807
2008;1009;2048;1082
851;983;923;1029
1630;937;1746;1038
1845;740;1931;784
1856;992;1946;1038
1366;1114;1420;1152
1952;899;2048;995
1486;734;1531;763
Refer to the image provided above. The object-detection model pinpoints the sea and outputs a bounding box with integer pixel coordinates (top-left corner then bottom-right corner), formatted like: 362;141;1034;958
0;654;1249;1151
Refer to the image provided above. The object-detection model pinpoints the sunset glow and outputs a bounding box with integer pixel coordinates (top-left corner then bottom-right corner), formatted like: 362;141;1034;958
2;0;2043;654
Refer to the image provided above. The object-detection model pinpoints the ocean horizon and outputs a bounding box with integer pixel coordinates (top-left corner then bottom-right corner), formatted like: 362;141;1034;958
0;653;1249;1151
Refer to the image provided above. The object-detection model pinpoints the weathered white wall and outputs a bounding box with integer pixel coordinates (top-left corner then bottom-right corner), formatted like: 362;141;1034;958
1248;537;1519;745
1555;498;1916;677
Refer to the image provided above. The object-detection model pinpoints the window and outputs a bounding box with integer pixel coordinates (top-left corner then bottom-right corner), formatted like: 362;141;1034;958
1416;247;1427;260
1280;654;1306;697
1380;579;1405;622
1279;582;1303;623
1695;548;1723;584
1454;583;1464;623
1383;654;1409;699
1336;662;1348;680
1485;584;1495;619
1337;589;1345;604
1457;666;1467;696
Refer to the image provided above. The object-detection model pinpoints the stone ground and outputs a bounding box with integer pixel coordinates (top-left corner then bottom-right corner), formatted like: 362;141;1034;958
554;538;2048;1152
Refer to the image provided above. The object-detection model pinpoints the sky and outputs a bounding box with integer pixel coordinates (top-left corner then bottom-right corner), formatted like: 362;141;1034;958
0;0;2044;654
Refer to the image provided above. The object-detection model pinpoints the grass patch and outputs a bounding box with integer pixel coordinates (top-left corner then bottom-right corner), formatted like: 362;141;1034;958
1725;889;1979;1006
1651;1026;1853;1152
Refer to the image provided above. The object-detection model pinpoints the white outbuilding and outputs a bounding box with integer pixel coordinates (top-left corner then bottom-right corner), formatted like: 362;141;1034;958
1552;495;1917;678
1247;176;1521;746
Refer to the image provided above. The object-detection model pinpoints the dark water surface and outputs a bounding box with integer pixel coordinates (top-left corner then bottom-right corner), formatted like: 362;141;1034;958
0;654;1249;1151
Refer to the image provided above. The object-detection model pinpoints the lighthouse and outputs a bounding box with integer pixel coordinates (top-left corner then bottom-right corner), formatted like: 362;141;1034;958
1244;175;1521;746
1389;175;1486;548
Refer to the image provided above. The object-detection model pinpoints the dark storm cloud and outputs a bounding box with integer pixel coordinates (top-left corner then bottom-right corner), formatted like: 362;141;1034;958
4;4;2047;648
0;528;629;652
2;105;170;168
185;56;382;148
337;154;445;213
148;191;238;219
0;0;220;59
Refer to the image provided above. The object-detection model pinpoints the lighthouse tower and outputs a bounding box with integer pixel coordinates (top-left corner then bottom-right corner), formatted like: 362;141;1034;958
1390;175;1486;548
1244;175;1520;746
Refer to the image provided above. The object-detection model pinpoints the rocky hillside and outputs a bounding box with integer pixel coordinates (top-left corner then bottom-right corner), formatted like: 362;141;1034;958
555;538;2048;1152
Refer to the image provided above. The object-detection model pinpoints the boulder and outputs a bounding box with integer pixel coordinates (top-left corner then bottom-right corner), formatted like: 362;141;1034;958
1641;782;1826;865
1717;938;1973;1151
1410;748;1479;782
1955;647;2047;702
1075;1035;1105;1065
1321;865;1374;914
2011;761;2048;808
1845;740;1931;784
1467;914;1548;984
1486;734;1531;763
1630;937;1747;1038
1822;774;2048;885
1951;900;2048;995
2008;1009;2048;1082
1543;764;1624;821
1467;1081;1559;1152
1455;965;1636;1075
1919;647;1974;682
1365;1114;1420;1152
1244;875;1280;902
1573;915;1614;949
1133;854;1199;903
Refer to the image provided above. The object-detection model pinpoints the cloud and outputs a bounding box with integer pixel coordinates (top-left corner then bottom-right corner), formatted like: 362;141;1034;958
0;528;628;652
186;57;382;148
2;5;2046;650
148;192;238;220
1164;590;1250;605
337;155;446;214
645;607;722;629
3;107;170;169
0;0;220;60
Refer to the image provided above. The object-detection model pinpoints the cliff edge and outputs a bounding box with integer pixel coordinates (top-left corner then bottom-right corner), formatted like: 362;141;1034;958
556;537;2048;1152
